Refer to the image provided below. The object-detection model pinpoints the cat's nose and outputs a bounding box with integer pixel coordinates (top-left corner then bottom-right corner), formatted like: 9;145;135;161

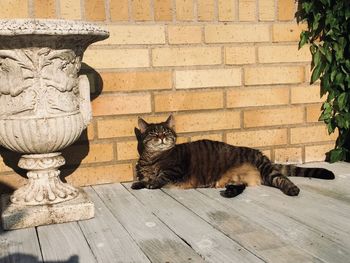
158;133;165;140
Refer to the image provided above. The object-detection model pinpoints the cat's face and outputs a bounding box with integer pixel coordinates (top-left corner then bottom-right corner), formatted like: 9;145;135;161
135;115;177;154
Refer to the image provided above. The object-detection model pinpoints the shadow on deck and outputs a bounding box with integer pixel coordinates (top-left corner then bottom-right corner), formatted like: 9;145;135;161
1;162;350;263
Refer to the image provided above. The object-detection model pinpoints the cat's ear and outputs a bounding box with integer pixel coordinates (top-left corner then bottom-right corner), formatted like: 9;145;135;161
165;114;175;129
134;127;142;140
138;117;149;133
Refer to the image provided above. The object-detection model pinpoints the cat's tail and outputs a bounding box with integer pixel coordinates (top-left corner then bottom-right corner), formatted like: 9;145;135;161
220;184;246;198
274;164;335;180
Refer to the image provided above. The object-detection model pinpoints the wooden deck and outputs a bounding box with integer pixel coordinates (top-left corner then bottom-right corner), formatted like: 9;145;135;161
1;162;350;263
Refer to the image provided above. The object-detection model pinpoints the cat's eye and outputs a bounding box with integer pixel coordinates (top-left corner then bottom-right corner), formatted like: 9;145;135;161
149;131;157;136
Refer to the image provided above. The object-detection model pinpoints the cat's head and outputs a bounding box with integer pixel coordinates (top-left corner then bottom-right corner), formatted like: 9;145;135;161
134;115;177;154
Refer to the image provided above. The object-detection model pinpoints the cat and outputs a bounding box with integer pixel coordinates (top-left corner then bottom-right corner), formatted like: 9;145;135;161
131;115;335;197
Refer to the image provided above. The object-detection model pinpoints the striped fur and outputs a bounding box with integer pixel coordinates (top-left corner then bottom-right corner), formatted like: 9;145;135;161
132;116;335;197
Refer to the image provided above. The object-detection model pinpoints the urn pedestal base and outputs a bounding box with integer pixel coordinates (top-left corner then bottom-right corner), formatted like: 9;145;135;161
1;188;94;230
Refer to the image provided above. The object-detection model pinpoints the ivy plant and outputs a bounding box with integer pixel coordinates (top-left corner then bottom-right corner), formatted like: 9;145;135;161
296;0;350;162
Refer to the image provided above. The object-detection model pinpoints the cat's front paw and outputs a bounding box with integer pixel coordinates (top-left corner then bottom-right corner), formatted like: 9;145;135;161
131;181;146;190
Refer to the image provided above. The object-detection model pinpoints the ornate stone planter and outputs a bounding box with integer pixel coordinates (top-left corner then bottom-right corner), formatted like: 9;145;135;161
0;19;109;229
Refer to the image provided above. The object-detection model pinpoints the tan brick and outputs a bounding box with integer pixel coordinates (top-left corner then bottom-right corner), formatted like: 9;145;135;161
278;0;296;21
92;94;151;116
291;85;323;104
225;46;256;65
0;0;28;18
83;49;149;69
175;111;241;133
291;125;337;144
97;116;167;138
87;124;95;140
100;25;165;45
101;71;172;92
85;0;106;21
154;90;223;112
205;24;270;43
191;133;223;142
198;0;215;21
117;141;138;160
227;129;287;147
272;23;307;42
176;0;194;21
168;26;202;44
258;45;311;63
244;107;304;128
64;143;114;165
227;87;289;108
306;104;322;122
110;0;129;21
60;0;81;19
218;0;236;21
152;47;221;67
0;161;13;173
305;144;334;162
245;66;304;85
239;0;256;21
132;0;152;21
274;147;302;163
176;69;241;89
259;0;274;21
305;64;312;82
98;118;136;138
66;164;134;186
177;136;189;143
155;0;172;21
34;0;55;18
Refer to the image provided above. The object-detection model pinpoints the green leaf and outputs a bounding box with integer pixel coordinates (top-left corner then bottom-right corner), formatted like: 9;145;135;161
319;0;330;6
329;148;346;162
302;2;313;14
337;92;348;111
335;72;345;89
311;63;324;84
299;31;309;49
327;120;336;134
312;13;322;31
312;48;322;68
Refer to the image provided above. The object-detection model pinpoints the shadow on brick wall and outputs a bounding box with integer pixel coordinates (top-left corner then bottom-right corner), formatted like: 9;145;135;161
0;147;25;193
60;63;104;182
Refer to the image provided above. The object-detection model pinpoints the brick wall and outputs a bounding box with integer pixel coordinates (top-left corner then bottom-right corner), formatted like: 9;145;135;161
0;0;336;190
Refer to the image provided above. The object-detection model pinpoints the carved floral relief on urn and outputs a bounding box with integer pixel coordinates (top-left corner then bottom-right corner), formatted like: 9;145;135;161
0;19;109;208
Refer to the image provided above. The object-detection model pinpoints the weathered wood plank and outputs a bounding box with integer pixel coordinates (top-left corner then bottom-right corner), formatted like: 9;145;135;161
124;183;265;263
242;185;350;246
165;188;323;263
0;227;42;263
198;187;350;263
93;183;204;263
37;222;96;263
78;187;150;263
292;177;350;203
298;162;350;202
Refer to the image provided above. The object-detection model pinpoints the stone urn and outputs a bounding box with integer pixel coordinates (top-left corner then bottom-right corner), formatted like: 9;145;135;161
0;19;109;229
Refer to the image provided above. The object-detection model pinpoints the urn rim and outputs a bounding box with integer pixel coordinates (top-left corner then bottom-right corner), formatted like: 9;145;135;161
0;19;109;41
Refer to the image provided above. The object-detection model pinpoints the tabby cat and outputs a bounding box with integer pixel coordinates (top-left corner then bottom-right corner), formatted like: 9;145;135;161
131;115;335;197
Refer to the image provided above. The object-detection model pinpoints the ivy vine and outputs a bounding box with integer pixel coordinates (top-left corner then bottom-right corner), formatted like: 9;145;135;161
296;0;350;162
